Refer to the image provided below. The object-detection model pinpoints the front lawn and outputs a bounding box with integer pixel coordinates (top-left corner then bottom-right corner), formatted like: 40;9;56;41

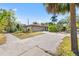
0;34;6;45
57;36;79;56
12;32;44;39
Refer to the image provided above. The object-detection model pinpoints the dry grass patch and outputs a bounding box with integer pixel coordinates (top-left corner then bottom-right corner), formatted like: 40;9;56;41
12;32;44;39
0;34;6;45
57;36;77;56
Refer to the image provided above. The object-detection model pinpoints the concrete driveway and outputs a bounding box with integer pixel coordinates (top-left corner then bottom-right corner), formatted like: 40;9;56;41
0;32;68;56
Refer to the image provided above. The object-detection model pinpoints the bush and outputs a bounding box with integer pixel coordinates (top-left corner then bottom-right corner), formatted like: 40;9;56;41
48;23;67;32
66;25;71;32
48;24;58;32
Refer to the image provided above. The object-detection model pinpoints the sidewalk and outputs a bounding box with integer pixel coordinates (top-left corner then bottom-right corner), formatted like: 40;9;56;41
0;33;66;56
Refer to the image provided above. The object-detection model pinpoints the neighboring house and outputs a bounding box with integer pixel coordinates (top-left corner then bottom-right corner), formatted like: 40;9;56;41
23;24;48;32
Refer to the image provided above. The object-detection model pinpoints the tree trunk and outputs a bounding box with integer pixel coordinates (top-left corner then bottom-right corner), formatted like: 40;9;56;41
70;3;78;54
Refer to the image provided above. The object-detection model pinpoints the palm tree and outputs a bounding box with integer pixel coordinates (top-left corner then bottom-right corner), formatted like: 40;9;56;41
44;3;78;54
50;15;57;23
70;4;78;54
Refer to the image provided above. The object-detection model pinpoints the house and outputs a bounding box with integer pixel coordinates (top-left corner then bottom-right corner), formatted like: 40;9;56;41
23;24;48;32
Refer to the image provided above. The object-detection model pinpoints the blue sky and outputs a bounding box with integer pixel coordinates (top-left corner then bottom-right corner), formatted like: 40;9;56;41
0;3;79;25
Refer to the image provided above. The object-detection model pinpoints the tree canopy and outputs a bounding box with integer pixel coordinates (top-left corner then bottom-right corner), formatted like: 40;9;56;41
0;9;25;33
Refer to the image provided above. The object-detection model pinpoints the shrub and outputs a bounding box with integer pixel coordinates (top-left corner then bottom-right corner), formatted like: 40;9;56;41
48;24;58;32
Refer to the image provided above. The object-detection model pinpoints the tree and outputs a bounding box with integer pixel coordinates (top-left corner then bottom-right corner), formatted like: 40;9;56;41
0;9;11;32
50;15;57;24
0;9;19;33
44;3;79;54
48;23;58;32
33;22;38;24
0;8;26;33
6;9;16;32
70;4;78;54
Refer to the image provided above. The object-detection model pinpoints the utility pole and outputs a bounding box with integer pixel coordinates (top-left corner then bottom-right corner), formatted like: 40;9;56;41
28;18;29;25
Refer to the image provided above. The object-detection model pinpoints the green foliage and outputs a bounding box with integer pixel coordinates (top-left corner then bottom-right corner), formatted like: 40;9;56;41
0;9;26;33
0;9;16;32
56;23;64;31
48;22;67;32
48;23;58;32
16;23;26;33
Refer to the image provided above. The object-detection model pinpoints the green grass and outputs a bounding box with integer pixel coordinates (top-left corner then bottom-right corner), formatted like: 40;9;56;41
57;36;79;56
12;32;44;39
0;34;6;45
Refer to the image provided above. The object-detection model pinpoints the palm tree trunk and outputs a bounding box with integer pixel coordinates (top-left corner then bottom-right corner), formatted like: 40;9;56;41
70;3;78;54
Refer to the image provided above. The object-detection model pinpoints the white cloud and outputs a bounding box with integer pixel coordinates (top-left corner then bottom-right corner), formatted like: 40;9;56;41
13;8;17;11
